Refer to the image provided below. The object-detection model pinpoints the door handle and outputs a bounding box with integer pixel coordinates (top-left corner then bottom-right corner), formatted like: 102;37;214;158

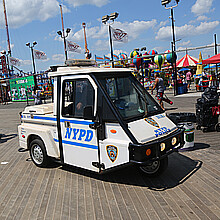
64;121;71;128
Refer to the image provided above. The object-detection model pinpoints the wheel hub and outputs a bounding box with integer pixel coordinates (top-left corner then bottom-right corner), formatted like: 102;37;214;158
32;144;43;164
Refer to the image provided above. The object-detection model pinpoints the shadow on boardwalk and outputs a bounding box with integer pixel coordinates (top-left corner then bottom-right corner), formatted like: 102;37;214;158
57;152;203;191
0;133;17;144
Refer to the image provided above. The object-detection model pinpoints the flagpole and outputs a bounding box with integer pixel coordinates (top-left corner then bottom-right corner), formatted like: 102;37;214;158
59;4;68;61
31;47;36;75
108;25;114;68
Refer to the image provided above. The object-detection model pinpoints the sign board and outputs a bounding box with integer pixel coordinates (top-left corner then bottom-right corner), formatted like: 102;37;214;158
9;76;35;102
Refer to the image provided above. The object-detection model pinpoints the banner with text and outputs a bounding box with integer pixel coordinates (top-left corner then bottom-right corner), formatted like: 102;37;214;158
34;49;47;60
67;40;82;53
111;27;128;43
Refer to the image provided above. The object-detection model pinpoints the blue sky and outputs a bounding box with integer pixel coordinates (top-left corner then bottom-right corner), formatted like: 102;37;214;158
0;0;219;73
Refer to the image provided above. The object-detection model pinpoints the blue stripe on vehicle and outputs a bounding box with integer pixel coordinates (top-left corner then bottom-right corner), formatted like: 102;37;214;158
32;116;94;125
54;138;98;150
60;119;94;125
33;116;57;121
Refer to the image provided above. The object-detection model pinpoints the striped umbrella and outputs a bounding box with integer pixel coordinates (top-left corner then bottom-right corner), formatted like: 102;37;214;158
148;50;158;55
176;54;199;67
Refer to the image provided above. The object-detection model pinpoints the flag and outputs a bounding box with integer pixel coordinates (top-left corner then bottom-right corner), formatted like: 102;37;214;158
33;49;47;60
104;55;110;61
95;55;104;61
113;54;119;60
67;40;82;53
9;57;21;66
111;27;128;43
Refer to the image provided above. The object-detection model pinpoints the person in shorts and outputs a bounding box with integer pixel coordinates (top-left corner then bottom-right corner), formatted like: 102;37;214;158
186;70;192;89
152;73;165;110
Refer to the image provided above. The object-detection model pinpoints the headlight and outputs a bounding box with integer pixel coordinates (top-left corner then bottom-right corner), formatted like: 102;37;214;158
171;137;177;145
160;143;166;151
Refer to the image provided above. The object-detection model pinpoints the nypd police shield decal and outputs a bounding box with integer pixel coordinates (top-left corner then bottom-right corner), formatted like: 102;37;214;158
106;145;118;162
144;118;160;128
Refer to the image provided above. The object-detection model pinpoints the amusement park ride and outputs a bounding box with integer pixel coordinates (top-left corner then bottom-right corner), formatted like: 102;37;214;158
82;22;91;59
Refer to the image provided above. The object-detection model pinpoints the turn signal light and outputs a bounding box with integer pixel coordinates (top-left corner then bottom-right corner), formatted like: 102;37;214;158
146;149;151;156
160;143;166;151
110;129;117;134
171;137;177;145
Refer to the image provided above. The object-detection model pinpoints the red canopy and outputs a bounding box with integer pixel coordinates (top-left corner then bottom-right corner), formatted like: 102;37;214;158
202;53;220;64
176;54;198;67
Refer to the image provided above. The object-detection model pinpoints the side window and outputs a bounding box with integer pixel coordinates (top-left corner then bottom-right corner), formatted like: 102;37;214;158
62;79;94;118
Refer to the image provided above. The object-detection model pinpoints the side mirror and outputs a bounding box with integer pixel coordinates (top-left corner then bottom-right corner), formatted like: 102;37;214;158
83;106;95;120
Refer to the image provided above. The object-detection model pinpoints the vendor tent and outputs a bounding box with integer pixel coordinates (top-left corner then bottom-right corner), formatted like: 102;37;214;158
176;54;199;67
179;67;190;72
202;53;220;64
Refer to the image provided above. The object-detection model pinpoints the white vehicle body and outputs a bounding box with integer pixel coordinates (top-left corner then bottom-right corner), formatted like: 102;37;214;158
18;60;184;175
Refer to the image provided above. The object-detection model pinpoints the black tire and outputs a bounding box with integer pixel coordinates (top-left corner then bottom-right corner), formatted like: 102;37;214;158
139;157;168;177
215;123;220;132
196;125;201;130
202;127;208;132
29;139;49;167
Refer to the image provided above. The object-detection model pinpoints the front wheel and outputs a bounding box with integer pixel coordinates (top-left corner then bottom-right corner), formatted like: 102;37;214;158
139;157;168;177
30;139;49;167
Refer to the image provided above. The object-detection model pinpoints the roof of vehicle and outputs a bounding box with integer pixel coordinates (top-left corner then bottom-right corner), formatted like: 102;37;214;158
48;59;132;77
48;66;132;77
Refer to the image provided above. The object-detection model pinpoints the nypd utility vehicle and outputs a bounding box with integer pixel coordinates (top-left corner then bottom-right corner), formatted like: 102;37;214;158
18;59;184;176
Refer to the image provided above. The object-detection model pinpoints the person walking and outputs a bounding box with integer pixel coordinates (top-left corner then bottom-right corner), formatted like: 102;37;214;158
152;73;165;110
186;70;192;89
32;87;43;105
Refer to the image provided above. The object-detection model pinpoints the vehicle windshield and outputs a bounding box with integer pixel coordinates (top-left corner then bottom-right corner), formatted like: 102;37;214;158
97;72;163;120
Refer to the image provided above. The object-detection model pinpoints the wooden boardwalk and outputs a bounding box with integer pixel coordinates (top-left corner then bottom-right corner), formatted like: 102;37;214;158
0;93;219;220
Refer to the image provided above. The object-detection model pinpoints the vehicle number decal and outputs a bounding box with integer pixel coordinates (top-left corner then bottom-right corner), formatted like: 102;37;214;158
155;114;165;119
154;127;170;137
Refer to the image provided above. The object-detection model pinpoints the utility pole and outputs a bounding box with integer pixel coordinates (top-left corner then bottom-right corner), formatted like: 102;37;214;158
60;4;68;61
162;0;180;96
109;25;114;67
3;0;11;55
214;34;218;77
170;8;178;96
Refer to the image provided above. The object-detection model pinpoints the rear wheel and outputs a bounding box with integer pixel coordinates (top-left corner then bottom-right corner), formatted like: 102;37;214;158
139;157;168;177
215;123;220;132
30;139;49;167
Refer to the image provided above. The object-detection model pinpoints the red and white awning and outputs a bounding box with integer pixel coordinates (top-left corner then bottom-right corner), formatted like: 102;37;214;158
176;54;199;67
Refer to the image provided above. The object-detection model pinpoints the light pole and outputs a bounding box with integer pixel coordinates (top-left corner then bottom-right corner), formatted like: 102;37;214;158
26;41;37;75
102;12;119;68
57;5;71;61
161;0;180;96
57;28;71;61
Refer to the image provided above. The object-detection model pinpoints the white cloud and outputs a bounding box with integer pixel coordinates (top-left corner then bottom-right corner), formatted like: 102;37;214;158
159;20;169;27
196;15;209;21
0;0;62;28
20;60;32;66
156;21;219;41
191;0;214;15
178;40;192;47
64;0;109;7
52;54;65;62
113;49;128;56
69;19;157;43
